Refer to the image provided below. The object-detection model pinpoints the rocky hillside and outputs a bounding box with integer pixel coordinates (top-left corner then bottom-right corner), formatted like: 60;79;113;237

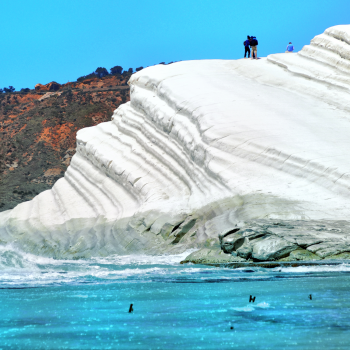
0;73;131;212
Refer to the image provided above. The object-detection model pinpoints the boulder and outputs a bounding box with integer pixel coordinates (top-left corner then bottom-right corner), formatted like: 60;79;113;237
236;238;253;259
47;82;61;91
220;230;245;254
35;81;61;92
252;235;298;261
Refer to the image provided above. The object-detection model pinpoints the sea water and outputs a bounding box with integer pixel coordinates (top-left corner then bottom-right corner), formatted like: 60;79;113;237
0;245;349;349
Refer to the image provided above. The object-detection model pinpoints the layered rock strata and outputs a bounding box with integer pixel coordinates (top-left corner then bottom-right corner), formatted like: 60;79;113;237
1;25;350;261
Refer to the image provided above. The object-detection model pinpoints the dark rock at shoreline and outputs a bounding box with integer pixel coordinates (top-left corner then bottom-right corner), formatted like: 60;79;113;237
181;259;350;269
182;219;350;265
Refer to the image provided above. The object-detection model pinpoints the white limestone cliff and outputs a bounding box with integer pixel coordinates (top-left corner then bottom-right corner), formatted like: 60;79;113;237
1;25;350;260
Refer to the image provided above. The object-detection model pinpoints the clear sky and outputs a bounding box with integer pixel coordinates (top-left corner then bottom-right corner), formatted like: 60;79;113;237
1;0;349;90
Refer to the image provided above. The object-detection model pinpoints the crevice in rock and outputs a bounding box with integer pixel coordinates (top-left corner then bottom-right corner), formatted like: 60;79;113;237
246;233;267;241
171;218;197;244
233;237;245;250
171;221;184;234
218;228;240;245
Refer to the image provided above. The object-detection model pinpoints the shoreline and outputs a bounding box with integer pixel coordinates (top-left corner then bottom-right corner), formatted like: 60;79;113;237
182;259;350;269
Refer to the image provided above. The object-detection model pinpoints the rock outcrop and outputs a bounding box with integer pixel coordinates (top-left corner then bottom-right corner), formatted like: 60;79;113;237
218;220;350;262
1;25;350;261
35;82;61;92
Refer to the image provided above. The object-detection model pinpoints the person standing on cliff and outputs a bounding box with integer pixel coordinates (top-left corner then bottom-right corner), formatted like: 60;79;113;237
250;36;258;59
285;42;294;53
243;36;251;58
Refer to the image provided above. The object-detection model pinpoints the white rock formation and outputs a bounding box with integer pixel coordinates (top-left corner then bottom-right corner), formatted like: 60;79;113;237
1;25;350;259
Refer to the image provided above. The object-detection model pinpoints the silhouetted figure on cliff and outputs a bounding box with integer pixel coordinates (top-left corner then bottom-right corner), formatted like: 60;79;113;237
244;36;251;58
250;36;258;59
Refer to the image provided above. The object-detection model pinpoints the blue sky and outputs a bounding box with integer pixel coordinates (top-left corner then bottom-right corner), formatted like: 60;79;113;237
1;0;349;90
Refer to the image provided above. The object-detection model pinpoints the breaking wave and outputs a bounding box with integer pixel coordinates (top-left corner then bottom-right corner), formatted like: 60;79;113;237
0;244;349;288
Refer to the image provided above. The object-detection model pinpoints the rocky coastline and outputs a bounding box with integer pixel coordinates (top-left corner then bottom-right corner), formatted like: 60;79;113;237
180;259;350;268
180;219;350;265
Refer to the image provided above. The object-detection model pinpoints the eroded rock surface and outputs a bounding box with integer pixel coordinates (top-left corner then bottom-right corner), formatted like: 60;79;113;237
214;220;350;262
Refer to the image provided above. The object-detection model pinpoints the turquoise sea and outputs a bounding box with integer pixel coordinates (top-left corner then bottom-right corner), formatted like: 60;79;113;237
0;245;349;350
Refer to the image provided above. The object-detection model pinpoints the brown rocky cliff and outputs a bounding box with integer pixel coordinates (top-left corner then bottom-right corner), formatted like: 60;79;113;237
0;74;131;211
35;81;61;92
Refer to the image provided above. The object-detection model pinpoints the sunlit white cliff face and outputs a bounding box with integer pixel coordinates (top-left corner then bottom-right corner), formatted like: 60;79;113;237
1;25;350;259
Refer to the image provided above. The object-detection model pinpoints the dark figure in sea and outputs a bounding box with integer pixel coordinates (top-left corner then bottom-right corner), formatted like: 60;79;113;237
244;36;251;58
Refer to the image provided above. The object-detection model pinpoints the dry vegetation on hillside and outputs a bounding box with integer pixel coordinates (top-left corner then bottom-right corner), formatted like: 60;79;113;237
0;73;131;211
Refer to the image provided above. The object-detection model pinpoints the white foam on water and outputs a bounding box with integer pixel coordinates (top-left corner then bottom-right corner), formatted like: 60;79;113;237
231;302;271;312
0;244;80;268
1;243;350;288
278;263;350;273
0;244;207;287
255;302;271;309
89;249;199;266
0;244;198;268
231;306;255;312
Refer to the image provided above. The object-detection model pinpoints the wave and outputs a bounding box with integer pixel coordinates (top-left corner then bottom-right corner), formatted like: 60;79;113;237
278;264;350;273
0;244;349;288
